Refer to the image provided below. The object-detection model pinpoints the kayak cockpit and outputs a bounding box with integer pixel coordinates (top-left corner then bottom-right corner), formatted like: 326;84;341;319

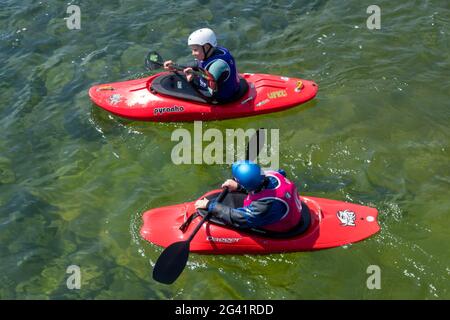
149;73;249;105
193;191;312;239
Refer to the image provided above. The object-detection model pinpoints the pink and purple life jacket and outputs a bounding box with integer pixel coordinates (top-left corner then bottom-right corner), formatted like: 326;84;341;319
243;171;302;232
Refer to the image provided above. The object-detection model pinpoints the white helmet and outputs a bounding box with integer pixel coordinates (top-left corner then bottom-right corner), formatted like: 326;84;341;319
188;28;217;47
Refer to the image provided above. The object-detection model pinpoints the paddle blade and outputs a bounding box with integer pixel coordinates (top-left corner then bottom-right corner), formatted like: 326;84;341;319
145;51;164;71
152;241;190;284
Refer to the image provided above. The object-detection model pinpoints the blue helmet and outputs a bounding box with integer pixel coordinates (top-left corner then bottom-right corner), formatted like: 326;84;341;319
231;161;265;191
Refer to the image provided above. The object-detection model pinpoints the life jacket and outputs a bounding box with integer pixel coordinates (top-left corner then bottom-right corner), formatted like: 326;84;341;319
198;46;240;101
243;171;302;232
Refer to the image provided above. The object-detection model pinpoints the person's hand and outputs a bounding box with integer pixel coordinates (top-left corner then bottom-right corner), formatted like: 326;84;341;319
195;198;209;210
164;60;174;71
221;179;238;191
184;67;194;82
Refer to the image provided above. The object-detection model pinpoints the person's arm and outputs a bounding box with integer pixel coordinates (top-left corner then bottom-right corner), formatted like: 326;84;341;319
207;198;274;229
204;59;229;95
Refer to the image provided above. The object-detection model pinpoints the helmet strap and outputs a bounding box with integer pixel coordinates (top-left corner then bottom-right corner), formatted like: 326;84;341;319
253;177;269;193
202;44;213;59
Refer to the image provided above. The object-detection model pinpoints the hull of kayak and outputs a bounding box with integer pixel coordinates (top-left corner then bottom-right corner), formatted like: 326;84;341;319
88;72;318;122
140;190;380;254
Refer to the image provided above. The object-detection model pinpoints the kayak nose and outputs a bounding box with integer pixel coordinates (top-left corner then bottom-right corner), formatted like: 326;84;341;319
88;84;118;108
141;204;190;249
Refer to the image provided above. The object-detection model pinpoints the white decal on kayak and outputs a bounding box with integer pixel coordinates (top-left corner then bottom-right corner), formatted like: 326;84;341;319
126;91;153;106
337;210;356;227
366;215;375;222
240;96;254;104
206;236;241;244
256;99;270;107
280;76;290;81
109;94;121;105
154;105;185;115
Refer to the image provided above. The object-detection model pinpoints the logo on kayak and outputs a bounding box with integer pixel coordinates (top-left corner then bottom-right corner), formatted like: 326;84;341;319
337;210;356;227
267;90;287;99
295;81;304;92
154;105;185;115
109;94;122;105
206;236;241;244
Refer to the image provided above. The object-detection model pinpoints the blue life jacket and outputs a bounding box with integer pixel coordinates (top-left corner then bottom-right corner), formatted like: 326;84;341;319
198;46;240;102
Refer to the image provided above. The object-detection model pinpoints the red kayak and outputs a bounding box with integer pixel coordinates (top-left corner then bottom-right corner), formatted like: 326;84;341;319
88;72;318;122
140;190;380;254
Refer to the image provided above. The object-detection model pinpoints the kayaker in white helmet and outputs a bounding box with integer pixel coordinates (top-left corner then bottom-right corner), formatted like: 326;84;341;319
194;161;303;232
164;28;241;103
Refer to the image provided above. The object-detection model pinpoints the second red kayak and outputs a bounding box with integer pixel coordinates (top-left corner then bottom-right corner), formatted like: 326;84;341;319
88;72;318;122
141;190;380;254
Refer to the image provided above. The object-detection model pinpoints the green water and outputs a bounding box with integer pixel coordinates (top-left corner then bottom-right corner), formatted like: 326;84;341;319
1;0;449;299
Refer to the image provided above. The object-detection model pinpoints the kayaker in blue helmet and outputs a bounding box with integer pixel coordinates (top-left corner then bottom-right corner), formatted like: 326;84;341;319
163;28;241;103
195;161;303;232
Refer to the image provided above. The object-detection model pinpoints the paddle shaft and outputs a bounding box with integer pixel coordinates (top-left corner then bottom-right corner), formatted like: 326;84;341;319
187;212;210;242
151;60;204;77
187;187;229;242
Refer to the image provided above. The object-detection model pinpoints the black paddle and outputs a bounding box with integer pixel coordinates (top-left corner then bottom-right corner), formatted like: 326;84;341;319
152;129;265;284
152;187;229;284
